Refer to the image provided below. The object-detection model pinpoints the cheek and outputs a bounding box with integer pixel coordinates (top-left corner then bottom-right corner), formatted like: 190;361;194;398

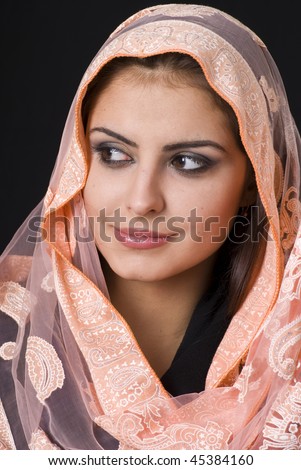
83;168;114;217
183;181;245;241
180;183;243;217
83;182;99;217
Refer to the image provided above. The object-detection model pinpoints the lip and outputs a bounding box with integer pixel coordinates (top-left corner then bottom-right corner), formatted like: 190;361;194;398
113;227;171;249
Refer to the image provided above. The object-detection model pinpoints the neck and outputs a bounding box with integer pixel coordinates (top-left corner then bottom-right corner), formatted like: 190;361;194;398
102;257;216;377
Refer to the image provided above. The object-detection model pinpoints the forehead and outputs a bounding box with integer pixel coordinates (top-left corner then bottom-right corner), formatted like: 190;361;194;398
88;64;224;118
86;77;238;154
89;74;223;122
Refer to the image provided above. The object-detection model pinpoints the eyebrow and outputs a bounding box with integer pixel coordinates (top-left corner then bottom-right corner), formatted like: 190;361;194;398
89;127;137;147
89;126;226;153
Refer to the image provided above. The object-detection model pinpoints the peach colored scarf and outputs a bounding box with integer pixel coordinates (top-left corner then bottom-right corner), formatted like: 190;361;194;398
0;4;300;450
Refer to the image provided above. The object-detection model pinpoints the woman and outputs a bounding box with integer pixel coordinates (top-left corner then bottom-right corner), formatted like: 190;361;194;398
0;4;300;450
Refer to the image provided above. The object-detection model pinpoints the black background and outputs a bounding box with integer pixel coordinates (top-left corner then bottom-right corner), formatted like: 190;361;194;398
1;1;299;254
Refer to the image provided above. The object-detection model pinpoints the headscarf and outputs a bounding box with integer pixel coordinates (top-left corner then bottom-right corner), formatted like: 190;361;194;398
1;4;300;450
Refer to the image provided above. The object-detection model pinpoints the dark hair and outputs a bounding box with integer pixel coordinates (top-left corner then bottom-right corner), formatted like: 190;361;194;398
82;52;268;318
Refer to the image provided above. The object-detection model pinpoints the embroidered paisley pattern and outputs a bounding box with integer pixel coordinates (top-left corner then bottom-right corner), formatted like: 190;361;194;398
279;251;301;303
110;4;215;38
44;135;85;214
41;271;55;293
0;400;16;450
79;324;133;367
268;318;301;380
0;281;31;325
260;382;301;449
280;186;301;252
112;414;232;450
25;336;65;403
233;364;261;403
259;76;280;113
0;341;16;360
29;428;60;450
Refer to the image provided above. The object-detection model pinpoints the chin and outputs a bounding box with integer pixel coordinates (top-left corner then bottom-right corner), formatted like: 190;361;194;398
115;270;167;283
107;261;176;282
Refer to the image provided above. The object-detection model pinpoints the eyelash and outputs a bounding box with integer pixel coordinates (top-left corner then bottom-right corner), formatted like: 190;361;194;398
91;143;216;175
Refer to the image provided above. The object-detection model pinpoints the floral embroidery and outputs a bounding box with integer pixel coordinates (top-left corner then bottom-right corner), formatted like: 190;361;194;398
233;364;261;403
148;4;216;18
279;252;301;303
260;383;301;449
44;134;85;215
0;281;31;326
259;76;279;113
29;428;60;450
41;271;55;293
110;4;215;38
113;416;232;450
43;187;54;210
26;336;65;403
268;318;301;380
0;341;16;360
0;400;16;449
280;186;301;252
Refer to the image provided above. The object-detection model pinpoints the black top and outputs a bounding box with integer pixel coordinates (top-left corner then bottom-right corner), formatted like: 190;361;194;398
160;276;230;396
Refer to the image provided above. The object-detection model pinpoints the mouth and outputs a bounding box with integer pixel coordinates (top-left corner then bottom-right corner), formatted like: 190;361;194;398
113;227;174;248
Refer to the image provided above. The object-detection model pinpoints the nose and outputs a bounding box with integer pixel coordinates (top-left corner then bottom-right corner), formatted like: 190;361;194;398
126;167;165;216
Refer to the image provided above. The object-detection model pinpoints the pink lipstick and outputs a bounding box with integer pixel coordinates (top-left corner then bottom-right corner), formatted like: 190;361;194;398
114;227;170;249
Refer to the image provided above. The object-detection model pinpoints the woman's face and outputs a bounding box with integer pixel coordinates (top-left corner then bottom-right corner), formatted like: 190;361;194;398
83;68;252;282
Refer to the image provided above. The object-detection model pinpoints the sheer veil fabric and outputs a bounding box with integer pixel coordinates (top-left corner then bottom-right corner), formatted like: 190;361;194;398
1;4;301;450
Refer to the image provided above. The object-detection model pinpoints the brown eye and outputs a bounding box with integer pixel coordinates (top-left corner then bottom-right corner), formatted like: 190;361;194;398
92;144;132;166
171;154;213;173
